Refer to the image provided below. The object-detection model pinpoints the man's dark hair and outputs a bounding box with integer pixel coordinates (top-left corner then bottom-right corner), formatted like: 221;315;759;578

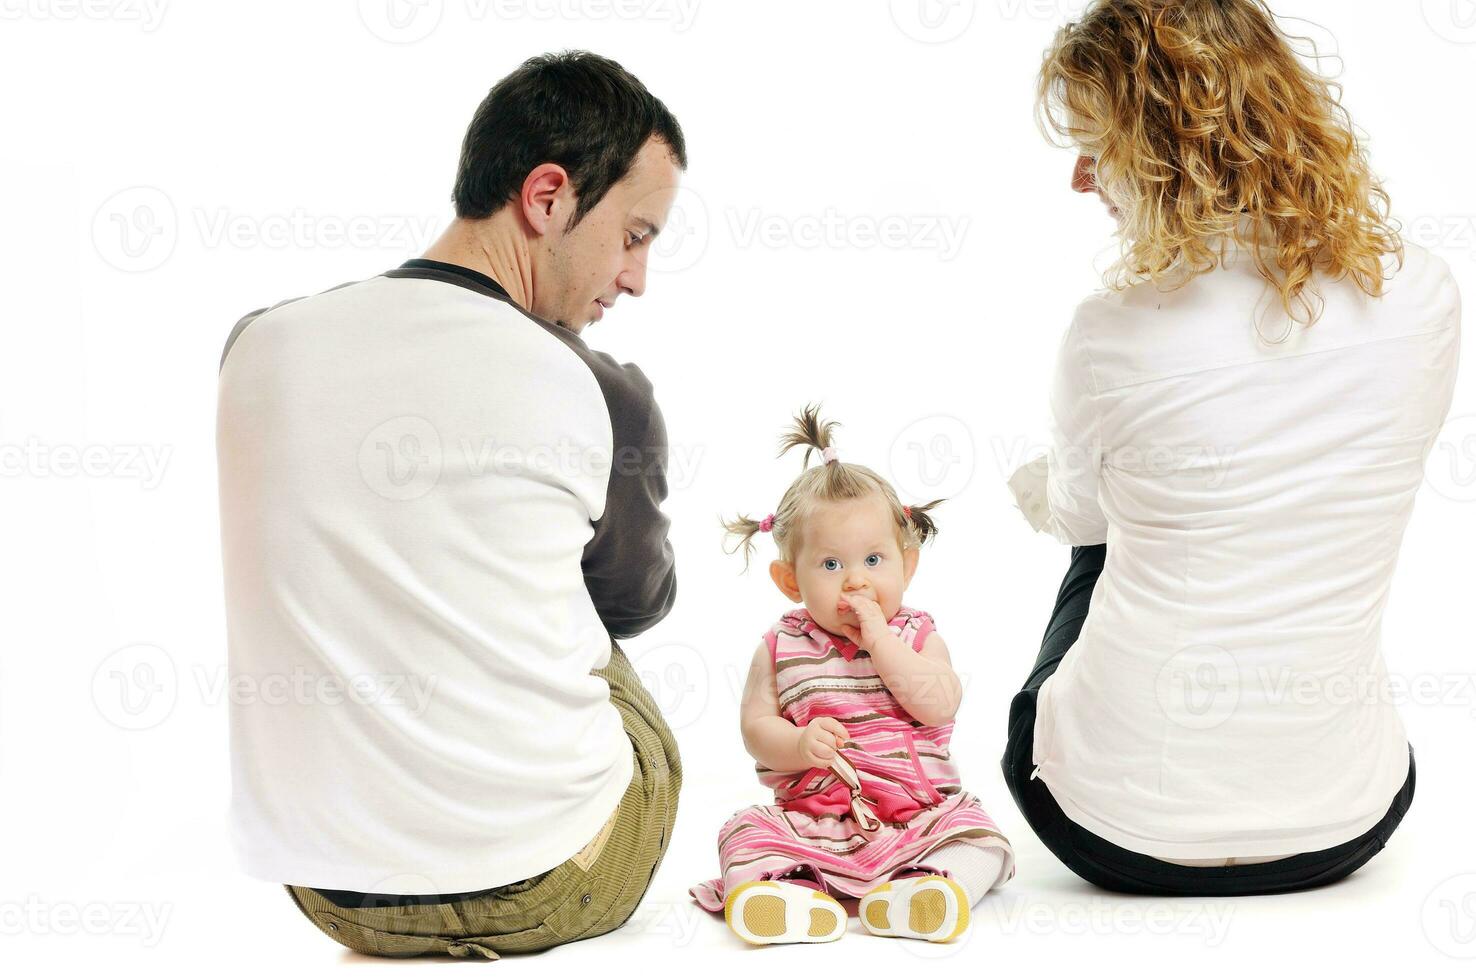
453;50;687;226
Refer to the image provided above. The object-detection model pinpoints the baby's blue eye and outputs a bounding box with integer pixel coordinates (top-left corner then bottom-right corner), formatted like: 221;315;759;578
865;554;882;567
822;558;841;572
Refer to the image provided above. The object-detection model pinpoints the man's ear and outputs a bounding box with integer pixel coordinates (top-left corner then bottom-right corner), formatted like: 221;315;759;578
519;163;572;236
769;560;802;603
901;547;920;589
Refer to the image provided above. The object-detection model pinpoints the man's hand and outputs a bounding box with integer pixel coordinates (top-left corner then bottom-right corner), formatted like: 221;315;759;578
796;717;850;768
836;593;890;649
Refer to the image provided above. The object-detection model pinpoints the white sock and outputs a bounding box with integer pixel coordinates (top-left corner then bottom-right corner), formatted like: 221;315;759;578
918;842;1005;907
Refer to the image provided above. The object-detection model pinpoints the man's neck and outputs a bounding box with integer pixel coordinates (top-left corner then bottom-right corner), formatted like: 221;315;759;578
420;214;535;312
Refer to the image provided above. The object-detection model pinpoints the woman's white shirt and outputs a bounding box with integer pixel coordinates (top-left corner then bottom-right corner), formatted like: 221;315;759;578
1010;240;1461;858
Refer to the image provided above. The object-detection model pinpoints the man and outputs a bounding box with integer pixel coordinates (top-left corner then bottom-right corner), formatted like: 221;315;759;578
216;51;686;959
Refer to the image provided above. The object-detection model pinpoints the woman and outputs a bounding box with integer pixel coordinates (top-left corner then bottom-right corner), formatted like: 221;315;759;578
1002;0;1461;896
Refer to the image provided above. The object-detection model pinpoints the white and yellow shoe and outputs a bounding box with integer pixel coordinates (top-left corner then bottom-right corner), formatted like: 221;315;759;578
858;870;971;943
724;866;847;946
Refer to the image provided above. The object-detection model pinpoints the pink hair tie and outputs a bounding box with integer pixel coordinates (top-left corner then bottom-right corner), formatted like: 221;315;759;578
821;447;839;464
903;506;912;519
759;514;775;533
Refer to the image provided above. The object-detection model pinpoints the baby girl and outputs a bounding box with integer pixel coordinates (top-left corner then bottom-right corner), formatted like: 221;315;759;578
690;406;1015;945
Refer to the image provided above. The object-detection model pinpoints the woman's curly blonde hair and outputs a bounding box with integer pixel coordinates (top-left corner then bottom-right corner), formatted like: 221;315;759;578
722;404;944;572
1038;0;1402;329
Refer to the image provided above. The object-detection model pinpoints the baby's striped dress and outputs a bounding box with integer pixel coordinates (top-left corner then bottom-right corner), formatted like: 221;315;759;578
690;605;1014;910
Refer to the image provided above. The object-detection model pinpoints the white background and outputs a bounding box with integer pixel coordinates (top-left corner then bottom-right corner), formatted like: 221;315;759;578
2;0;1474;974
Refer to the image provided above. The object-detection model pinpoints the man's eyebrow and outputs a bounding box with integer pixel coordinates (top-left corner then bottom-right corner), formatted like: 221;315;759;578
632;216;661;239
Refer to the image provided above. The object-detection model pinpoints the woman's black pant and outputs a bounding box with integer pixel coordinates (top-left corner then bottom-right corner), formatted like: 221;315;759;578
1000;544;1417;896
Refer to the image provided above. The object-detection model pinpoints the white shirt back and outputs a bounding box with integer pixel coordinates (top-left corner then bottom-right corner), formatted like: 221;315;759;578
1018;240;1461;857
217;261;676;892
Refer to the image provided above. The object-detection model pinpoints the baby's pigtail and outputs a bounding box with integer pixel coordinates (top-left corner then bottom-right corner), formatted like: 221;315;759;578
906;498;946;547
776;402;839;469
721;513;766;573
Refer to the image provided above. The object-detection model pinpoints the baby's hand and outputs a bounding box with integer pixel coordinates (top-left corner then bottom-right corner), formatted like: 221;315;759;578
797;717;850;768
836;593;888;648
